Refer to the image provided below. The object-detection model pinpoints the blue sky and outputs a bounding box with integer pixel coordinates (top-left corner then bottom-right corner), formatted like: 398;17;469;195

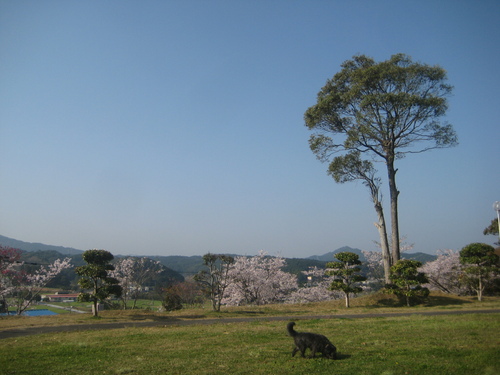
1;0;499;258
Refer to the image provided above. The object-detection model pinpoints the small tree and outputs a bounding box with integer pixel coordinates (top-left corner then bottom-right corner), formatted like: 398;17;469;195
164;281;204;307
194;253;234;311
75;249;122;317
386;259;429;306
111;257;164;309
459;243;499;301
326;252;366;308
162;287;183;311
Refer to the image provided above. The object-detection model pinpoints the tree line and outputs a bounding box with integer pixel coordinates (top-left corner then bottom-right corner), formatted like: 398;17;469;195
194;244;499;312
1;242;498;316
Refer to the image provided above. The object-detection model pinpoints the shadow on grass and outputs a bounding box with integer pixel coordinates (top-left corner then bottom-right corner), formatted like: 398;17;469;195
97;311;207;322
230;310;267;315
336;353;351;360
424;295;473;307
129;313;208;321
374;294;473;308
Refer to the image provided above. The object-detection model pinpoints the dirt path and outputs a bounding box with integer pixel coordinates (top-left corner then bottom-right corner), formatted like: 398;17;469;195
1;309;499;340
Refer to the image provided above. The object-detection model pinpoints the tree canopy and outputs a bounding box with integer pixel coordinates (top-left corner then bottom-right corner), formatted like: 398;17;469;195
483;218;499;245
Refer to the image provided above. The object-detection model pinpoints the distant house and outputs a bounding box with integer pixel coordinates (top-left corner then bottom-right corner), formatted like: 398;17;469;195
42;293;79;302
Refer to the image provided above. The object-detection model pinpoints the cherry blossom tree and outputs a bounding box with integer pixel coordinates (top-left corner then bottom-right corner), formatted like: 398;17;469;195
9;257;72;315
222;251;297;306
361;250;385;286
287;266;342;303
419;249;465;294
0;246;23;313
111;257;164;309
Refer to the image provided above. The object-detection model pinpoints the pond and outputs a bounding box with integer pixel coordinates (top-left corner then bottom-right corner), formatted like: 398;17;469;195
1;309;58;317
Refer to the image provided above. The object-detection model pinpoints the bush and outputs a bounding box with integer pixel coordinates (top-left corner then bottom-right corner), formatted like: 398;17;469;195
162;291;183;311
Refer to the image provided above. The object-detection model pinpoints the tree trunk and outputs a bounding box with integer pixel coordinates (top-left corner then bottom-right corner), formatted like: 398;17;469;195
386;158;401;264
478;277;483;302
92;301;99;317
345;293;350;308
92;280;99;317
367;175;392;284
373;201;392;284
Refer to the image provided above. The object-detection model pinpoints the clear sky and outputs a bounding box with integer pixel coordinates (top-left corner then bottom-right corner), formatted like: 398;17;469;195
1;0;499;258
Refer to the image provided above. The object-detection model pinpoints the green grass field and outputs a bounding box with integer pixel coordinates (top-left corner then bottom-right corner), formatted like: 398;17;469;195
1;294;499;374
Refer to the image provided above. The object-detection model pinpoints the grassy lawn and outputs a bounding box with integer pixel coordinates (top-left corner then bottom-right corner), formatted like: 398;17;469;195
0;313;498;375
1;293;499;374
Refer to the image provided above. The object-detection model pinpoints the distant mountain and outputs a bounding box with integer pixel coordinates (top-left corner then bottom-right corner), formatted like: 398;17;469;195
307;246;364;262
401;252;437;263
308;246;436;263
1;235;437;277
0;235;83;255
149;255;205;276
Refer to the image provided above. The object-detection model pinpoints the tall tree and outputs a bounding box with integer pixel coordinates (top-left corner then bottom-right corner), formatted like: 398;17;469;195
326;251;366;308
305;53;457;265
194;253;234;312
75;249;122;317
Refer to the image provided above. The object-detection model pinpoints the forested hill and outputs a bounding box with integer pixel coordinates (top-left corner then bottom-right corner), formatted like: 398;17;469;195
0;235;83;255
307;246;436;263
1;235;436;277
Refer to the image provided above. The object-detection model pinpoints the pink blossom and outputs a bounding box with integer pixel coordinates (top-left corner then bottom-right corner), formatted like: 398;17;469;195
419;249;466;294
222;251;297;306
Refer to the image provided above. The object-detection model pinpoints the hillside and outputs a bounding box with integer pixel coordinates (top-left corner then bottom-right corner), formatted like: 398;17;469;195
308;246;436;263
1;235;436;278
307;246;364;261
0;235;83;255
